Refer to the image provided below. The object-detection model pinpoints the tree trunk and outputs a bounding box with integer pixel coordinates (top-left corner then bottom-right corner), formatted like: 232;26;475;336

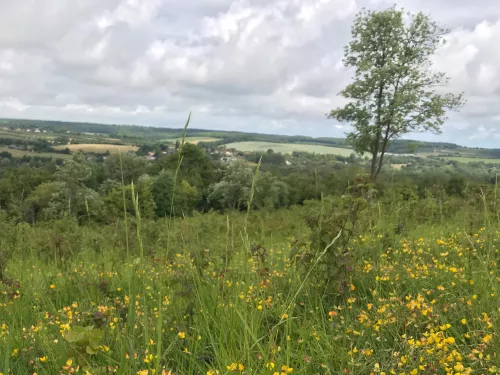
370;153;379;182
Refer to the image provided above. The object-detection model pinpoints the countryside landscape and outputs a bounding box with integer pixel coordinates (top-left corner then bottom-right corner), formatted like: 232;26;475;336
2;2;500;375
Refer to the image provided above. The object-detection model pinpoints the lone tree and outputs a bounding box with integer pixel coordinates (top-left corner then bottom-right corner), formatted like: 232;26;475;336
328;8;464;181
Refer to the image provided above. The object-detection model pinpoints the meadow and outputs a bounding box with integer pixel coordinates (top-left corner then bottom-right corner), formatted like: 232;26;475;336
442;156;500;164
163;137;220;145
223;142;357;157
0;146;71;159
1;181;500;375
53;144;139;154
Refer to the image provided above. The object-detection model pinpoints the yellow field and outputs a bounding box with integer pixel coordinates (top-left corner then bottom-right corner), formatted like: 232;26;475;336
53;144;139;153
391;163;407;169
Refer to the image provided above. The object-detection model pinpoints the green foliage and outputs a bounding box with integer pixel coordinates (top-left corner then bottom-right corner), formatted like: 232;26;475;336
152;144;215;190
151;170;200;217
151;170;175;217
291;176;376;295
103;153;148;185
63;325;106;372
208;161;253;209
329;7;464;180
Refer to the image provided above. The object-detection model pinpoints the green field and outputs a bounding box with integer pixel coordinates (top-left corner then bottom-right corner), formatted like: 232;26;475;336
443;156;500;164
163;137;220;144
0;146;71;159
224;141;357;156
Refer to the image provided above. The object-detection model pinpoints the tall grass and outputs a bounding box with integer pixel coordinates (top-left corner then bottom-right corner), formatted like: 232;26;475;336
1;160;500;374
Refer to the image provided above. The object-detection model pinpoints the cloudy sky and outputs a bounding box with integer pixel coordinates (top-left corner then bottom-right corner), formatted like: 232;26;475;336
0;0;499;146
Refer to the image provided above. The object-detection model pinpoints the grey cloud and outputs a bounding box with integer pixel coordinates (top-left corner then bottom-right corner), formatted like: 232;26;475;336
0;0;500;146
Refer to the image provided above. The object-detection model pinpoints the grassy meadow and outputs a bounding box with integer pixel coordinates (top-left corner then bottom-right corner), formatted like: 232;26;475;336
163;137;220;145
224;142;356;157
1;186;500;375
442;156;500;164
0;146;71;160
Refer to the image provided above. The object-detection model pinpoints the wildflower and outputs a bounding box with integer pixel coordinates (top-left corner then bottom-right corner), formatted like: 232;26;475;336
266;362;275;369
483;334;493;343
178;331;186;339
63;359;73;370
39;356;48;362
49;284;56;289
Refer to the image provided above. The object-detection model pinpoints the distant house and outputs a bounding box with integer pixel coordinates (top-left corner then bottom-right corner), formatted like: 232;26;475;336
285;160;292;166
34;128;41;133
147;151;155;157
144;155;156;161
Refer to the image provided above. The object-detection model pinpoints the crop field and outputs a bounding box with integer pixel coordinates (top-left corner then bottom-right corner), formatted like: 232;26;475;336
224;141;356;156
0;146;71;159
53;144;139;153
390;163;407;169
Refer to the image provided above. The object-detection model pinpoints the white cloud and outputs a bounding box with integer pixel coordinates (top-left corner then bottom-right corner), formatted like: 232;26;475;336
0;0;499;146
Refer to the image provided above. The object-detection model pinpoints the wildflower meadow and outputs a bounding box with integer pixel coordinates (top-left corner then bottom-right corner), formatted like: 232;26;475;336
1;184;500;375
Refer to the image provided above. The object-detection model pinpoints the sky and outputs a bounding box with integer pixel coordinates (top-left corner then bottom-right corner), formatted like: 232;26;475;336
0;0;499;147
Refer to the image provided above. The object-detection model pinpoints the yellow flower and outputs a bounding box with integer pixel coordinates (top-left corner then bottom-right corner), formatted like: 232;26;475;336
49;284;56;289
39;356;48;362
461;318;467;325
266;362;275;369
483;334;493;343
178;331;186;339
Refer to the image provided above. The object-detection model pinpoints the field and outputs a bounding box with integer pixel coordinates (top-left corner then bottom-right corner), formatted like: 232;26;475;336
53;144;139;153
163;137;220;145
390;163;407;169
0;146;71;159
1;192;500;374
443;156;500;164
224;141;356;156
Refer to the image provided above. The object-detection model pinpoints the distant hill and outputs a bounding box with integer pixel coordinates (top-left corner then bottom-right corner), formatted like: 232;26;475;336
2;117;499;158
